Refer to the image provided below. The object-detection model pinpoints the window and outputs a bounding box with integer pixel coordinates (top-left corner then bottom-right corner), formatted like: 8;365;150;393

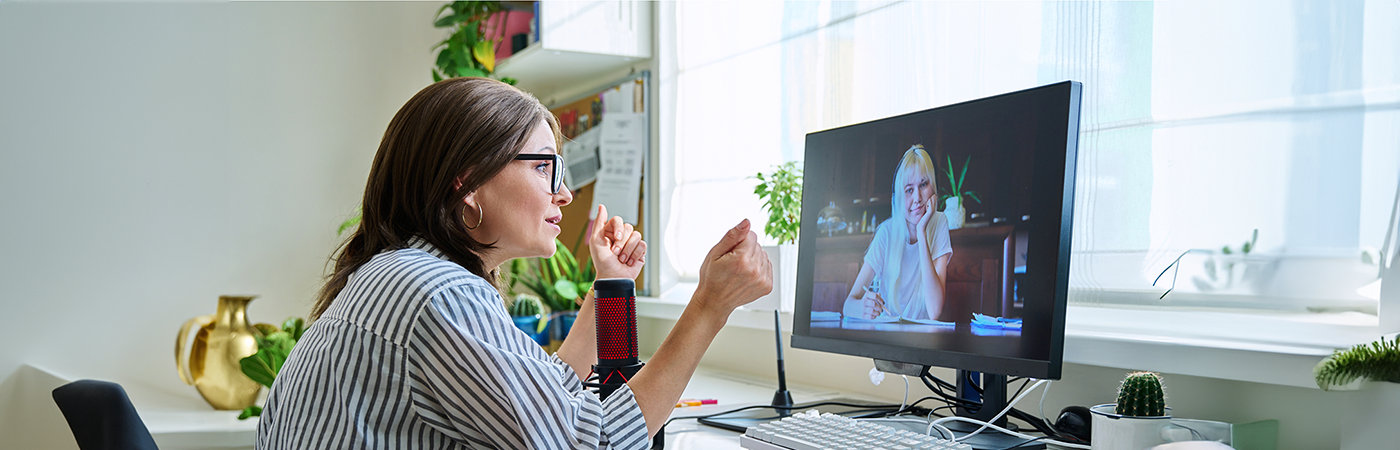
656;1;1400;318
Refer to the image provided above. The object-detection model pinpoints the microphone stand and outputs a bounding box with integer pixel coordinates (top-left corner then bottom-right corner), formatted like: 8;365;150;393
772;310;794;412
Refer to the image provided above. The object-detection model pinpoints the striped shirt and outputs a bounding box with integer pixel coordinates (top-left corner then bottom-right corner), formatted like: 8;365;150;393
256;237;648;449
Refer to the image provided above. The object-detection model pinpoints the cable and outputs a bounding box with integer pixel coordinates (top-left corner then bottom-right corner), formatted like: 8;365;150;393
965;371;984;395
999;436;1054;450
919;369;980;408
933;379;1047;442
1039;380;1052;426
901;375;909;412
1010;377;1032;403
938;417;1091;449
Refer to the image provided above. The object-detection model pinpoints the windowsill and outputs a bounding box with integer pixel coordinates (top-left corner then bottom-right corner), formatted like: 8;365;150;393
637;284;1380;389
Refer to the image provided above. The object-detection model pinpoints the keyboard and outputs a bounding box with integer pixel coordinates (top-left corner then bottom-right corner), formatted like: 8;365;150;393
740;409;972;450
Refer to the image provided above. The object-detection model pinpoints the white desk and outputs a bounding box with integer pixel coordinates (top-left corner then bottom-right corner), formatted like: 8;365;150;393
662;366;852;449
19;363;857;450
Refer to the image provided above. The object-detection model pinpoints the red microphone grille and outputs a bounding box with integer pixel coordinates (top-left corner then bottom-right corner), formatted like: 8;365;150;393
595;295;637;362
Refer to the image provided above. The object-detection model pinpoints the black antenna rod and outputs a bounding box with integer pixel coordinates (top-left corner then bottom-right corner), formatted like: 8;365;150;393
772;310;793;410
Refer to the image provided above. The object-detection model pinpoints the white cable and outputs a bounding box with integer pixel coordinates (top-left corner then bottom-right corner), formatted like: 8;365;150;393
934;417;1091;449
901;375;909;412
1039;380;1053;426
933;379;1047;441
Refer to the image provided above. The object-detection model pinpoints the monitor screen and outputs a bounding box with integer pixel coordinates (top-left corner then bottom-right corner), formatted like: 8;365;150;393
791;81;1081;380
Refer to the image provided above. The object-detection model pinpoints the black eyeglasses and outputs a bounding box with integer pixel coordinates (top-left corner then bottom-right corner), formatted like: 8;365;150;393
514;154;566;194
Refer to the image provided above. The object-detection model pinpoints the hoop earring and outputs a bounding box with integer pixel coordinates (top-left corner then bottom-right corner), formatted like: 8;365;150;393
464;203;484;230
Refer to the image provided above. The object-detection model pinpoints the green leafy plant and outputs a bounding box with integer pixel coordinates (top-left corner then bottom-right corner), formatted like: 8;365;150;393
518;239;594;312
1314;336;1400;390
751;161;803;245
237;317;306;420
1115;371;1167;417
939;155;982;211
432;1;518;84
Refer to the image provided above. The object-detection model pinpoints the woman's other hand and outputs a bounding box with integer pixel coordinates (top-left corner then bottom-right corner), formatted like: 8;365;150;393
589;204;646;281
693;219;773;315
861;291;886;319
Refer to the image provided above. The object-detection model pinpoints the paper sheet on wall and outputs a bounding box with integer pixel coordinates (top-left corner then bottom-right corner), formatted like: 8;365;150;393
601;85;634;114
562;127;600;188
591;112;645;223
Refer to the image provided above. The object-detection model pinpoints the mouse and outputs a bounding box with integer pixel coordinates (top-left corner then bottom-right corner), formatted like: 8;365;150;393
1053;405;1092;442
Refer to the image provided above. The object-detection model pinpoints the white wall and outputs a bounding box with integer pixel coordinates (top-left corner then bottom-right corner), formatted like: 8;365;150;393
640;316;1351;450
0;1;441;444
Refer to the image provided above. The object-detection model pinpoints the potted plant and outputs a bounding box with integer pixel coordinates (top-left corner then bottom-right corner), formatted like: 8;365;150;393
751;161;802;310
1316;335;1400;449
939;155;981;230
1314;335;1400;390
432;1;518;85
1090;371;1172;449
517;239;595;351
507;294;549;347
236;317;306;420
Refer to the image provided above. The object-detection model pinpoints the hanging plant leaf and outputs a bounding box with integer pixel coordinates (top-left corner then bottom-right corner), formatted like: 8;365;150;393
472;39;496;72
554;279;580;301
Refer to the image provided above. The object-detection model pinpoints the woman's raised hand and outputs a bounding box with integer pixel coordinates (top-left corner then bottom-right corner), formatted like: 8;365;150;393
589;204;646;281
693;219;773;315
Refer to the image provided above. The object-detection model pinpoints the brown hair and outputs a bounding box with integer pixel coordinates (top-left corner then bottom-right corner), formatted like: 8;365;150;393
312;77;560;320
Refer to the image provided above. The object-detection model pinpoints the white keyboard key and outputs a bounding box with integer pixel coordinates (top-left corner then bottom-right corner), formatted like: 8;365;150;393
771;432;827;450
741;411;964;450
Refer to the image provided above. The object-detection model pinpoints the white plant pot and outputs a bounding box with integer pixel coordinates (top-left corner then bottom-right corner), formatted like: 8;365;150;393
1341;381;1400;450
1089;404;1172;450
752;244;797;311
946;197;964;230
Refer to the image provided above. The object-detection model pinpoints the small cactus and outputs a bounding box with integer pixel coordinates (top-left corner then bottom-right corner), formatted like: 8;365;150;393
509;294;543;317
1115;372;1167;417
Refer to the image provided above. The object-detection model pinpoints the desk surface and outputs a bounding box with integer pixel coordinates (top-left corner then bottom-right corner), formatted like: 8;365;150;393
663;366;851;448
109;364;854;450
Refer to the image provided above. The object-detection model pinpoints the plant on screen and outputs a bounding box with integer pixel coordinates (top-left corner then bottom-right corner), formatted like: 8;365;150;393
939;155;982;211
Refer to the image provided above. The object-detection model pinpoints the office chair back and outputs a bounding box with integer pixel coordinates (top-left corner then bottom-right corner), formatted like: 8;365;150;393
52;379;159;450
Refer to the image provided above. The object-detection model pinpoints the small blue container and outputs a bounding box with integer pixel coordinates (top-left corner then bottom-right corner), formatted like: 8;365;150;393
511;315;548;346
549;311;578;344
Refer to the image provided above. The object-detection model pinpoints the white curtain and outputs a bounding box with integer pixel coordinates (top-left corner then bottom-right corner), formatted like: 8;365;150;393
659;0;1400;312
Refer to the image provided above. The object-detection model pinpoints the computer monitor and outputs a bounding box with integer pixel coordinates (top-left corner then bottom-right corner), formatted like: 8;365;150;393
790;81;1081;440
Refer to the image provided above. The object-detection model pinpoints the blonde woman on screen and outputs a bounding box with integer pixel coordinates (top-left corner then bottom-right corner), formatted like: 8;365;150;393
841;144;953;321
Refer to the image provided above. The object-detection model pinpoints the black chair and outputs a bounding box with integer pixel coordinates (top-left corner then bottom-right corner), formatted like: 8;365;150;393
52;379;159;450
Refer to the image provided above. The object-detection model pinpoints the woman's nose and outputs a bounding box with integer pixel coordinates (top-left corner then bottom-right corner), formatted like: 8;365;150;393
557;183;573;206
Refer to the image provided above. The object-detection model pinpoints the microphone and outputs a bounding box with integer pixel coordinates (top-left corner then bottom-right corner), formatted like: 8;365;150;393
591;278;644;401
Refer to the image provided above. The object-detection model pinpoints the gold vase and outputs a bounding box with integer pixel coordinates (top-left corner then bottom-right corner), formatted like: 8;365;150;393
175;295;268;410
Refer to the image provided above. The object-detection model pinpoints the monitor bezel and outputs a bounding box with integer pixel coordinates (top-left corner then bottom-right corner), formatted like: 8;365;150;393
789;81;1082;380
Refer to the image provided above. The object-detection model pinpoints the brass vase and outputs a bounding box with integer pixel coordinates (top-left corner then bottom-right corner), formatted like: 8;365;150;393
175;295;268;410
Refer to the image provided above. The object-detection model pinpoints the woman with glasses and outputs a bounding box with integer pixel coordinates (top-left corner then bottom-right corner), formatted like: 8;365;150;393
256;77;773;449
